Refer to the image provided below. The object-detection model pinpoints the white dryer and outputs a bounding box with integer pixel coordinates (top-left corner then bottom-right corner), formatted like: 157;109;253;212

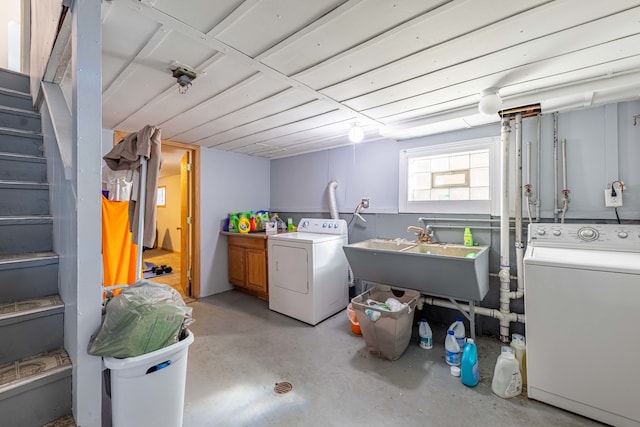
268;218;348;325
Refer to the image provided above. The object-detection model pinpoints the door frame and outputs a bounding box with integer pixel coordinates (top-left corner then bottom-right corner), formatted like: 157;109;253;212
113;131;201;298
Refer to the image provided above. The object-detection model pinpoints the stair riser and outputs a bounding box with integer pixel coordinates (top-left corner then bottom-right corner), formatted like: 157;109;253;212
0;158;46;182
0;262;58;304
0;188;49;216
0;70;29;93
0;110;40;132
0;223;53;255
0;313;63;365
0;374;71;427
0;92;32;111
0;133;43;156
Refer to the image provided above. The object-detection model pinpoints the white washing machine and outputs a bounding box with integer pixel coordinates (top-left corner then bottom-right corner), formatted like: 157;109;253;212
524;223;640;427
268;218;349;325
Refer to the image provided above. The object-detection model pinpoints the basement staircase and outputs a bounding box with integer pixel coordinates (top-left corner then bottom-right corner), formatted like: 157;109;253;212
0;69;74;426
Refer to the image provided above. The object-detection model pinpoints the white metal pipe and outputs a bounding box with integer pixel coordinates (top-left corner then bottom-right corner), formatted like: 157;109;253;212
535;115;541;221
420;296;525;325
553;112;559;222
135;157;147;280
499;118;512;341
514;114;525;299
560;138;570;223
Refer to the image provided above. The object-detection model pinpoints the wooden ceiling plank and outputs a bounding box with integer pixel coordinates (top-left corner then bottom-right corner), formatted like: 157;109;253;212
280;0;462;79
103;25;172;104
355;35;640;121
118;52;230;132
319;1;640;101
170;86;314;141
294;0;551;90
122;0;385;127
201;109;354;149
254;0;364;61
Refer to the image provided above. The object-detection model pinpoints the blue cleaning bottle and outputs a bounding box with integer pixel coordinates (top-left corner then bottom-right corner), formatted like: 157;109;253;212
460;338;480;387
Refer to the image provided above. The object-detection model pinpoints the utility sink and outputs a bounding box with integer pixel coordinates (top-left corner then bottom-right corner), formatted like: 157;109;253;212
343;239;489;301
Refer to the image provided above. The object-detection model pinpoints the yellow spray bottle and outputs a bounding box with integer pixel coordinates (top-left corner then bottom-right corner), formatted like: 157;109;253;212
463;227;473;247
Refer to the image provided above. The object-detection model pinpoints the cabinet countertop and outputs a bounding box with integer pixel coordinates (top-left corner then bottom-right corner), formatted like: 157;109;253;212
220;230;290;240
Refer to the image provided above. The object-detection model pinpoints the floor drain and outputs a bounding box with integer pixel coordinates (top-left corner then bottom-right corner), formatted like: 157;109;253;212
274;382;293;394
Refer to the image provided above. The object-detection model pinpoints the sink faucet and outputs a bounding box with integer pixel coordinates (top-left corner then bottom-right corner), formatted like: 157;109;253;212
407;225;433;243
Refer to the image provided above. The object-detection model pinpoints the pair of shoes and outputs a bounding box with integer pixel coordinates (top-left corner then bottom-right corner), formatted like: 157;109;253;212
151;264;172;275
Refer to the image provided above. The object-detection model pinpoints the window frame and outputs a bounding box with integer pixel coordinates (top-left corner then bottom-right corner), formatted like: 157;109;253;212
399;136;500;214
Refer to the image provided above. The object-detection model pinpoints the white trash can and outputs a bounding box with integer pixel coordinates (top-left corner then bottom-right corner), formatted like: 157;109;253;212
103;329;194;427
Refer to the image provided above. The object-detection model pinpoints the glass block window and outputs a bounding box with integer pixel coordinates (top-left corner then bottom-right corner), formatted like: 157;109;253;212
399;137;499;214
408;150;488;201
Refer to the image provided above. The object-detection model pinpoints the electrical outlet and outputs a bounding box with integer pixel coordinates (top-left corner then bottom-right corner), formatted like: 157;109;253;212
604;189;623;207
361;198;370;209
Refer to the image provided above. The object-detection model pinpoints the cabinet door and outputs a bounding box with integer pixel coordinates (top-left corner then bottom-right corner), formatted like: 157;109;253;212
245;249;267;294
228;245;246;286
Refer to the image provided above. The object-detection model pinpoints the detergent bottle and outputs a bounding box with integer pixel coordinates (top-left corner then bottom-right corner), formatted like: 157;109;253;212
445;330;461;366
510;334;527;386
418;318;433;350
448;317;466;349
460;338;480;387
491;351;522;398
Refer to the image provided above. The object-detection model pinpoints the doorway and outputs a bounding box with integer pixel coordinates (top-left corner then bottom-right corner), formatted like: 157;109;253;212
144;141;199;300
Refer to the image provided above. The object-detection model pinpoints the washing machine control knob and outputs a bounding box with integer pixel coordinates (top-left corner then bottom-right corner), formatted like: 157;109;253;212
537;229;546;236
552;230;561;236
618;231;628;239
578;227;599;241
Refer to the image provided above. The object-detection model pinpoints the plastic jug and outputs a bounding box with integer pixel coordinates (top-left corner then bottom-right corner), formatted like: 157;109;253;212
491;351;522;398
448;317;466;349
418;318;433;349
460;338;479;387
445;330;461;366
510;334;527;386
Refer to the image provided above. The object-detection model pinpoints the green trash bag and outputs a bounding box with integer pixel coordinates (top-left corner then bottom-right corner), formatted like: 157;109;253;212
89;280;194;358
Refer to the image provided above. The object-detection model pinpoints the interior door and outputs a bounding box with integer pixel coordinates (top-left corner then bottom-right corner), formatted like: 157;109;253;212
180;151;191;296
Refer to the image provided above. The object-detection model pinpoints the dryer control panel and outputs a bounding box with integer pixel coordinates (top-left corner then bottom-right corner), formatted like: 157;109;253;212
528;223;640;252
297;218;348;235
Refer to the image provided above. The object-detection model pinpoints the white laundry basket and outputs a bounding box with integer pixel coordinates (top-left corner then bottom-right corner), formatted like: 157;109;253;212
103;329;194;427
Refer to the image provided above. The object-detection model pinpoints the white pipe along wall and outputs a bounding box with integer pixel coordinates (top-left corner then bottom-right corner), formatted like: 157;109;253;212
421;114;526;342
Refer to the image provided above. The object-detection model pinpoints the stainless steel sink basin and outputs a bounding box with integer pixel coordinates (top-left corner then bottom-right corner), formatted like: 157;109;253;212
343;239;490;301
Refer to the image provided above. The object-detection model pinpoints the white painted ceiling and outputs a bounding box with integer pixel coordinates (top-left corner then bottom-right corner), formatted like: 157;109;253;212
101;0;640;159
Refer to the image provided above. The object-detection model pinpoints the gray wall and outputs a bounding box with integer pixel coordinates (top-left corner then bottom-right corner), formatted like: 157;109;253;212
199;147;270;297
270;100;640;335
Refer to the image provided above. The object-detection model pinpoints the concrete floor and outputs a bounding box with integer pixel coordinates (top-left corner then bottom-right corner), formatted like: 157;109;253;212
183;290;603;427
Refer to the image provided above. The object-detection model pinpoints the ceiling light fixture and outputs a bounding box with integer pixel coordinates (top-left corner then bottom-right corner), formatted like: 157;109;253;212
171;66;197;94
348;123;364;143
478;87;502;115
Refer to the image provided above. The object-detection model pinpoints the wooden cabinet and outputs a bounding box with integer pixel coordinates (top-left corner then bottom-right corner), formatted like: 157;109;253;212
226;234;268;300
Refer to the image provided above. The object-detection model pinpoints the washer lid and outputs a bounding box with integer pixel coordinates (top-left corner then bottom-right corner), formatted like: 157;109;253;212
525;246;640;274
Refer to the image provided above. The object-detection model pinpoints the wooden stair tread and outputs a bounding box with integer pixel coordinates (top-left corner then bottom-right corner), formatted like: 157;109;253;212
42;414;76;427
0;348;71;391
0;251;58;266
0;295;63;321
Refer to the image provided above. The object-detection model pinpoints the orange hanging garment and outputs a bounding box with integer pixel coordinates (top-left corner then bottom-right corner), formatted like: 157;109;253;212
102;196;139;286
